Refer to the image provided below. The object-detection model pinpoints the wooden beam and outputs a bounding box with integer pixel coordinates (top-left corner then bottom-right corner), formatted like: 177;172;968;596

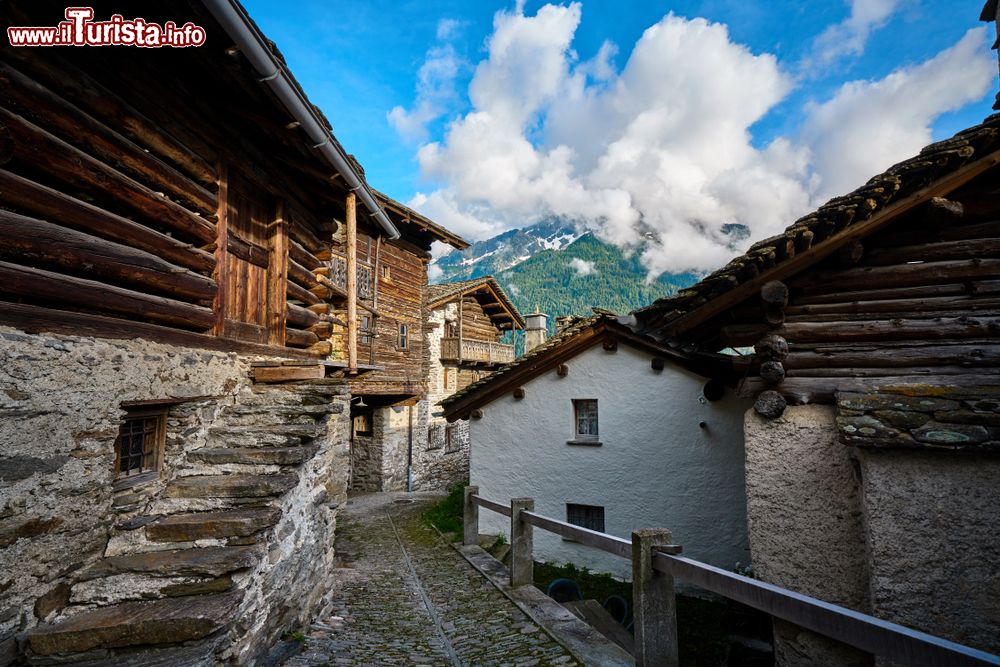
267;201;289;347
346;192;358;371
0;209;216;301
0;301;320;359
213;162;229;336
666;154;1000;336
0;107;215;243
0;261;214;330
0;169;214;274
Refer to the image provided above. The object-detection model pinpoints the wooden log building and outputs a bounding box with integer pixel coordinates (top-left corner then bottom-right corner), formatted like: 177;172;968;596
0;1;466;664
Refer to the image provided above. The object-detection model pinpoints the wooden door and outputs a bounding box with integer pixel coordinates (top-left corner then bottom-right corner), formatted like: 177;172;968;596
221;173;273;343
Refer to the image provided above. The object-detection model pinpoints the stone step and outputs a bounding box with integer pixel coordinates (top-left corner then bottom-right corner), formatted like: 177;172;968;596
79;546;258;580
164;474;298;499
25;590;243;656
146;508;281;542
187;447;317;466
205;430;303;449
208;423;324;440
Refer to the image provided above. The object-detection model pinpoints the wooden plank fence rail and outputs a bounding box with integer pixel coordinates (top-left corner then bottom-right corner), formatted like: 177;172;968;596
465;487;1000;667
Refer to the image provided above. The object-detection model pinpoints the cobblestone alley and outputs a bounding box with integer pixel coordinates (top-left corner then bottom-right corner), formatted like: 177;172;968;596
283;493;578;667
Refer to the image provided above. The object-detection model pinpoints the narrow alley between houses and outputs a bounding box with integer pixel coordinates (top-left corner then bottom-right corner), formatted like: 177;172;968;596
282;494;577;667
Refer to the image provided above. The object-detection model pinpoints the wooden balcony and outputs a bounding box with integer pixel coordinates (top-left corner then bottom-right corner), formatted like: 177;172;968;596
440;337;515;365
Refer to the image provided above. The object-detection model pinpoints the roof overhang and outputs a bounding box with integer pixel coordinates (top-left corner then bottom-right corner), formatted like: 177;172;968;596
201;0;400;240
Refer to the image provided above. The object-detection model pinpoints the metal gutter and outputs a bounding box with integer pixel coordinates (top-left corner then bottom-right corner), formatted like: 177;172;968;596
200;0;400;240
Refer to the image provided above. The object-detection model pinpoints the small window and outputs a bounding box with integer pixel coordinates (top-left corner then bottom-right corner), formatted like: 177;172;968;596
446;322;458;338
567;503;605;533
399;323;409;350
353;409;373;437
382;265;391;280
427;426;442;450
114;407;166;478
361;315;371;345
573;399;599;441
444;425;461;453
443;368;451;390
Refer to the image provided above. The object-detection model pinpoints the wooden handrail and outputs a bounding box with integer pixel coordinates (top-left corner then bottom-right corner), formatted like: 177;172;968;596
468;491;1000;667
652;553;999;667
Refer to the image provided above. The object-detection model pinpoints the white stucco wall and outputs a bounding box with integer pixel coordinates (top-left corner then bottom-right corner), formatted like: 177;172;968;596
470;343;750;579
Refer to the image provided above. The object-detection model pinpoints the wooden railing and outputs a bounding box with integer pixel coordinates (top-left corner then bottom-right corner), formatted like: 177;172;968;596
464;487;1000;667
440;337;515;364
329;251;373;301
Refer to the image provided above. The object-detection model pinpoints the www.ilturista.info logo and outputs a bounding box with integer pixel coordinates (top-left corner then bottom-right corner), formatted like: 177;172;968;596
7;7;206;47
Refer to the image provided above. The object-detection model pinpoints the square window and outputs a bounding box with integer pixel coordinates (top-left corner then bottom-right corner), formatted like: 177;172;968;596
114;407;166;478
573;399;599;441
566;503;605;534
399;323;409;350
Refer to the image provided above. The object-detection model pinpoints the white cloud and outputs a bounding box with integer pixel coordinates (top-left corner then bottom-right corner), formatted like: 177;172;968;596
405;5;994;276
809;0;900;67
569;258;596;275
387;21;467;143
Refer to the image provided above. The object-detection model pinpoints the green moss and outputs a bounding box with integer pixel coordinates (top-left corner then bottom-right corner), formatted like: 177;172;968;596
281;630;306;644
422;481;466;538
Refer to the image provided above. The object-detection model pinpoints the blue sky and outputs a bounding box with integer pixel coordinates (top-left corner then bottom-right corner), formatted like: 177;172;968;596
243;1;997;273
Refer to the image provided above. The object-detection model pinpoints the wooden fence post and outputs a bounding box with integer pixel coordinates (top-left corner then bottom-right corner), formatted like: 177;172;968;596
463;485;479;546
632;528;679;667
510;497;534;587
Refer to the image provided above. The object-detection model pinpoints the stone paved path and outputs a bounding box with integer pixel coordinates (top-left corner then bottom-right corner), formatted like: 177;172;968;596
284;492;578;667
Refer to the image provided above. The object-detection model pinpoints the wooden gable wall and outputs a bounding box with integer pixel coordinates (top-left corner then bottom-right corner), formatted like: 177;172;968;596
0;1;351;358
700;168;1000;404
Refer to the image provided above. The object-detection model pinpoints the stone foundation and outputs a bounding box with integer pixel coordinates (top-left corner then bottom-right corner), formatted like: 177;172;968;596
0;327;350;665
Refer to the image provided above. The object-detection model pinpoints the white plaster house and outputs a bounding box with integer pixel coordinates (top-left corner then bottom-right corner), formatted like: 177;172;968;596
441;313;750;579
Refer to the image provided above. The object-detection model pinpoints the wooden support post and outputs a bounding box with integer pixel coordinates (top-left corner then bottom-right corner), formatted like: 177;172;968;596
212;162;229;336
346;192;358;372
510;497;534;588
457;295;464;364
463;485;479;546
632;528;679;667
267;200;289;346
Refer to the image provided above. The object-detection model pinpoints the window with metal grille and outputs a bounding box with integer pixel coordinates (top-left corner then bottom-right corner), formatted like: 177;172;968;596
573;399;599;441
114;407;166;478
399;323;409;350
566;503;605;533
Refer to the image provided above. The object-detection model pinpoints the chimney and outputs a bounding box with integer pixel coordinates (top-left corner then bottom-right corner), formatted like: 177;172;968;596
524;305;548;352
555;316;576;333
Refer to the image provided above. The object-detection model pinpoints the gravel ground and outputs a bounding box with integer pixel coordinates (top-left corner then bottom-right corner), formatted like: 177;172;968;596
283;492;577;667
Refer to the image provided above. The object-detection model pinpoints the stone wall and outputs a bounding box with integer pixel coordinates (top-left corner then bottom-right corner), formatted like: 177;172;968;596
744;405;872;667
419;302;470;492
0;327;351;664
857;448;1000;655
349;403;428;492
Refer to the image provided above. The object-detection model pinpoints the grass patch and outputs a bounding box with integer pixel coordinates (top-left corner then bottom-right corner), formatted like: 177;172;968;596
422;481;466;538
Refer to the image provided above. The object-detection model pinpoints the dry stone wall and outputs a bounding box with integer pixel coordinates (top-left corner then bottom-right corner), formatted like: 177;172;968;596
0;326;351;665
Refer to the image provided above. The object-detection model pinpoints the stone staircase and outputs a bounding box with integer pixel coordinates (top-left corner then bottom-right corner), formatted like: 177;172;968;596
22;379;349;665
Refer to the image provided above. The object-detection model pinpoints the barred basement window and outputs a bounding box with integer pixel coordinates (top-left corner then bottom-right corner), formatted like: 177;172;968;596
114;407;167;479
566;503;605;533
